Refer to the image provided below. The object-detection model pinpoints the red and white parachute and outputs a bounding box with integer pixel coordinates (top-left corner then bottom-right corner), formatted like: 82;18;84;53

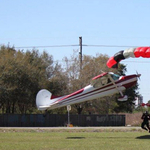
107;47;150;68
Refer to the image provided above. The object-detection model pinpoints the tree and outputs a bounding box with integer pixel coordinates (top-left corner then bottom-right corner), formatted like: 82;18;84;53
0;46;57;114
62;51;117;114
62;51;140;114
0;46;140;114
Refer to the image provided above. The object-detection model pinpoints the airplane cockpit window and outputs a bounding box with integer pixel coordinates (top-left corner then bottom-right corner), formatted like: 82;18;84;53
101;77;108;85
91;72;121;88
110;73;120;81
92;79;102;88
91;75;109;88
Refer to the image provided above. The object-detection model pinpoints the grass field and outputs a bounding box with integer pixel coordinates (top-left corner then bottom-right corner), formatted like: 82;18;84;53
0;128;150;150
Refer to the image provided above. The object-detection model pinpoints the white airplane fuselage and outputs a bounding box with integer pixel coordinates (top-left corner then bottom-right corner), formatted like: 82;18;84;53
36;72;139;110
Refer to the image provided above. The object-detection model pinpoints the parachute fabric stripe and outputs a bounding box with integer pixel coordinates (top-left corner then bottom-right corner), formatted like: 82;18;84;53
134;47;150;58
106;57;117;68
107;47;150;68
141;103;150;107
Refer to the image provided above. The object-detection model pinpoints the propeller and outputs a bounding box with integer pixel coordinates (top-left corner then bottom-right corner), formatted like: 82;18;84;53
136;71;141;80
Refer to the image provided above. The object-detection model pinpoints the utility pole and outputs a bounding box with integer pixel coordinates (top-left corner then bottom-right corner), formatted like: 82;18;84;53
79;36;82;71
78;37;83;112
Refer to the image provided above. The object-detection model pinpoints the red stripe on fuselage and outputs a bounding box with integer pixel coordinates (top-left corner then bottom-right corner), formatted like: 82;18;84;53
58;86;116;106
57;79;137;105
57;88;84;102
54;75;138;105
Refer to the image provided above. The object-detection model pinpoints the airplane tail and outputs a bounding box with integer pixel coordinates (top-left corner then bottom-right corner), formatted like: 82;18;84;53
36;89;52;111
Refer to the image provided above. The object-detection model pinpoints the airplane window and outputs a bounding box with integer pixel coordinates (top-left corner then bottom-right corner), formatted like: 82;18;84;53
111;74;120;81
91;76;109;88
91;73;121;88
93;80;102;88
101;77;108;85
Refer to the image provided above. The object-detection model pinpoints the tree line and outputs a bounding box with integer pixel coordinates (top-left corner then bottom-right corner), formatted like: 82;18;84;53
0;45;140;114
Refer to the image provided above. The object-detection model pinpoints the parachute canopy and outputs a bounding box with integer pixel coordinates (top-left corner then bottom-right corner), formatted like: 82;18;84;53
107;47;150;68
141;103;150;107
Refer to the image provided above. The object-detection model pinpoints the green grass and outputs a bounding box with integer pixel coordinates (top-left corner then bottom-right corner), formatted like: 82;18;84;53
0;130;150;150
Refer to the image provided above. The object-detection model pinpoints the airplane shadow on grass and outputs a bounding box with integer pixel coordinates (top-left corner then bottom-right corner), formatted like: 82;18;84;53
136;135;150;139
66;135;150;140
66;137;130;140
66;137;85;139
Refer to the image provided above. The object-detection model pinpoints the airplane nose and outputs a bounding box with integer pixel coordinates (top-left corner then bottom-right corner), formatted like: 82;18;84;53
136;71;141;78
137;74;141;77
137;74;141;81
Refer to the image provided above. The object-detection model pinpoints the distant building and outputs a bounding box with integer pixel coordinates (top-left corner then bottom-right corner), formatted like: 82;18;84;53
135;95;143;107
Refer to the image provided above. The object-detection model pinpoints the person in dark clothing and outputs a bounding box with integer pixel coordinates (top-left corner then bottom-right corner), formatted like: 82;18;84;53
141;111;150;132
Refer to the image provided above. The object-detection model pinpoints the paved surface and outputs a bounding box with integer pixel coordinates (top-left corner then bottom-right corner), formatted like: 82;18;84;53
0;126;142;131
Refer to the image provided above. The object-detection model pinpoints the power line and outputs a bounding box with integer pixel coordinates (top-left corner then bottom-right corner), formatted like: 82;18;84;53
14;44;146;49
124;61;150;63
15;44;79;49
83;44;143;48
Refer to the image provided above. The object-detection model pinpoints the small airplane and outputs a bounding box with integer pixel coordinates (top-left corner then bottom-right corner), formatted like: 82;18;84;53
36;72;141;111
